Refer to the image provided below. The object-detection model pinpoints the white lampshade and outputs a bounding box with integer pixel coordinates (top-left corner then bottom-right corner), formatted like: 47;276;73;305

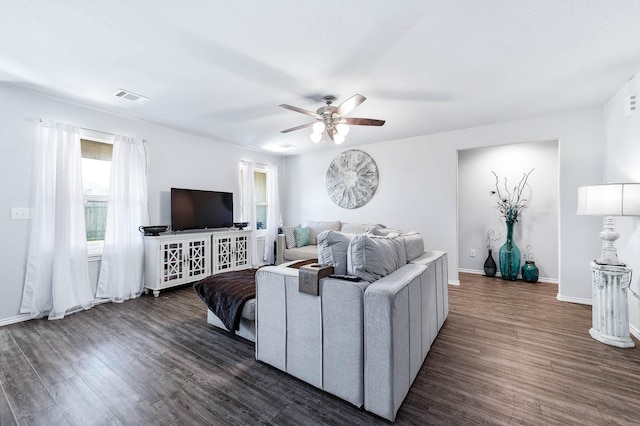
310;132;322;143
335;123;350;136
334;133;345;144
577;183;640;266
312;122;326;134
577;183;640;216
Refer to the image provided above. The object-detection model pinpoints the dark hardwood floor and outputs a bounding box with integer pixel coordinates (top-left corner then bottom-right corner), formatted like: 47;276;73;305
1;273;639;425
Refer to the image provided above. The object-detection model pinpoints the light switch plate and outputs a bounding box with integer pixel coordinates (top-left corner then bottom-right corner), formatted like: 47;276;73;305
11;207;33;220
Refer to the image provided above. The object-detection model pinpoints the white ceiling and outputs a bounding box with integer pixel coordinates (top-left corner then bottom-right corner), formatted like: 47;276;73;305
3;1;640;155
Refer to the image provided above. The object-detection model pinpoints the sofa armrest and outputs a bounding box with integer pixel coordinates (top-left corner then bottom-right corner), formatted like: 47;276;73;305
409;249;446;265
410;251;449;327
276;234;286;265
363;263;430;422
255;265;370;407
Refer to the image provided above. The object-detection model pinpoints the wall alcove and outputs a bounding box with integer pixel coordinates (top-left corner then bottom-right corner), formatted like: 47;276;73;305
457;140;559;282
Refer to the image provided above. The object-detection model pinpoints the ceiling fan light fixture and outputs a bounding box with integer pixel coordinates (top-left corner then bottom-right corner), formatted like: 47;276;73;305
336;123;350;136
312;122;326;134
280;93;384;146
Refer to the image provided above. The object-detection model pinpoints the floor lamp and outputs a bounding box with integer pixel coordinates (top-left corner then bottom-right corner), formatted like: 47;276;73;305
577;183;640;348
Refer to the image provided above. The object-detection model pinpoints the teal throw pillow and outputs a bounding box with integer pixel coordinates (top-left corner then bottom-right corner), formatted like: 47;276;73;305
294;227;311;247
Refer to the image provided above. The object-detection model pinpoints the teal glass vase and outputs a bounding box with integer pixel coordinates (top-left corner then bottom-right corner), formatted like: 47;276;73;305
499;221;521;281
521;261;539;283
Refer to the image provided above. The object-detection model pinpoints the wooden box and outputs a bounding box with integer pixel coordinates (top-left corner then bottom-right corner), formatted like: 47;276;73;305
298;264;334;296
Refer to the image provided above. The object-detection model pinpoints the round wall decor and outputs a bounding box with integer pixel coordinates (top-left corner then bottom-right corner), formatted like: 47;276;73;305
326;149;379;209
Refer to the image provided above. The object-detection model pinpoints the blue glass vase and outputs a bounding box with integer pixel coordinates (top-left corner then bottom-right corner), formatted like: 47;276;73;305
521;261;539;283
499;221;521;281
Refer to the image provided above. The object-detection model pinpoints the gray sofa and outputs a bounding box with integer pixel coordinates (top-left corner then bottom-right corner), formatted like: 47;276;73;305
276;220;374;264
256;229;448;421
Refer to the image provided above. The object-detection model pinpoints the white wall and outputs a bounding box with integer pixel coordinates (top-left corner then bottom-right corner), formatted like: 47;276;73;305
0;84;282;324
282;108;603;301
458;141;559;280
603;71;640;338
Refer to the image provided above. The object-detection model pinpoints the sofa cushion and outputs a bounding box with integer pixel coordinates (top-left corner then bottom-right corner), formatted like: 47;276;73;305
294;227;311;247
284;245;318;261
401;232;425;262
347;234;407;282
241;298;256;320
306;220;341;244
282;224;301;249
340;223;370;234
317;230;355;275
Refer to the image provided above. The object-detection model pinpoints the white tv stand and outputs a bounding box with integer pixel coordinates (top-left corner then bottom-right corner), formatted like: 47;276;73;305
143;229;251;297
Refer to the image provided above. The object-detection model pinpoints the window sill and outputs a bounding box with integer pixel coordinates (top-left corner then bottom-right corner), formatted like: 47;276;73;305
87;240;104;261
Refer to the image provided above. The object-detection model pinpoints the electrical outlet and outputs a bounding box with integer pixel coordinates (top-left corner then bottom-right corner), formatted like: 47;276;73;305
11;207;33;220
469;249;476;257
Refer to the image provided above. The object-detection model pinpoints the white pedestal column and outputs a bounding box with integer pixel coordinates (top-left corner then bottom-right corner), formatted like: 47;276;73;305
589;261;635;348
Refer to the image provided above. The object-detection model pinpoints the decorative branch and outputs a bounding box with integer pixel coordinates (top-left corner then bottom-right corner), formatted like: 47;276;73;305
485;229;501;251
524;245;535;262
490;169;534;223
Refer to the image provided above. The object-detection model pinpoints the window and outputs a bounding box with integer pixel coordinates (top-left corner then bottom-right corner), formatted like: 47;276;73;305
240;164;269;232
254;170;267;230
80;139;113;254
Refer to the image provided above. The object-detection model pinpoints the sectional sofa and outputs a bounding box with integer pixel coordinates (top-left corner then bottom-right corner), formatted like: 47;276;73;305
276;220;375;264
256;227;448;421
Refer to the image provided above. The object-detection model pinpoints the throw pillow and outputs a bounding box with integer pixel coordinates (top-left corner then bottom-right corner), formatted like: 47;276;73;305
341;222;374;234
366;225;402;238
317;230;355;275
306;220;341;245
282;224;301;249
401;231;425;262
347;234;407;282
294;227;311;247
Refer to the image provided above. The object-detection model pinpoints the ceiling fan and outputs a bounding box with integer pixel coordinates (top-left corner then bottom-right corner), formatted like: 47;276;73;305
279;94;385;144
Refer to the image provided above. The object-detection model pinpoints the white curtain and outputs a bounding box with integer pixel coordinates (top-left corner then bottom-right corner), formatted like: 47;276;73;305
240;161;260;266
97;136;149;302
21;122;94;320
264;164;281;264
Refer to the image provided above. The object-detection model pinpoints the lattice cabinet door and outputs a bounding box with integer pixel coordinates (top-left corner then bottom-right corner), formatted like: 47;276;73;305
213;233;235;273
160;240;186;285
185;237;211;281
233;232;251;269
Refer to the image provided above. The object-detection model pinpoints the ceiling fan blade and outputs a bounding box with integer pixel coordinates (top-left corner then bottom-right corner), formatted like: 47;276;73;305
342;117;385;126
281;122;315;133
335;94;366;116
279;104;322;119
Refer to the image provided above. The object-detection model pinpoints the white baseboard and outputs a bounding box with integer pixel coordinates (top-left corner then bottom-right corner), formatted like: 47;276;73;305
448;280;460;286
0;298;112;327
458;268;558;284
630;324;640;341
0;314;31;327
458;268;482;275
556;293;592;305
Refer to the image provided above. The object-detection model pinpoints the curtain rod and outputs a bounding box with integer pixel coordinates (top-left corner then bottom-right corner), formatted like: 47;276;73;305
36;118;146;142
241;159;271;168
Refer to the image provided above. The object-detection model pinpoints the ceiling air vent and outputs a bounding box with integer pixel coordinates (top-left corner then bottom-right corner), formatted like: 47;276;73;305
112;89;151;103
625;94;636;116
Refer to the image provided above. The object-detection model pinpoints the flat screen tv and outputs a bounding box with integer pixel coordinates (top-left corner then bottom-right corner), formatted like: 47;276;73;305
171;188;233;231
